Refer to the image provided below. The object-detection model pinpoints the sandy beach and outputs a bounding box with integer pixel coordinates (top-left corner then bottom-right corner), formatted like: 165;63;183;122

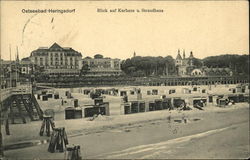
1;84;249;159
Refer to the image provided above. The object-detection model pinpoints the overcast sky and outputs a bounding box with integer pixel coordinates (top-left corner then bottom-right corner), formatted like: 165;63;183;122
0;1;249;60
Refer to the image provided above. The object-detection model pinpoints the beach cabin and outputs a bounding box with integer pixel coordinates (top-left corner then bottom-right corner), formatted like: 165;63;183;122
217;98;227;107
208;95;213;103
155;99;163;110
122;103;131;114
139;101;146;112
83;89;91;95
201;89;206;93
162;98;171;109
122;101;145;114
100;102;110;116
147;90;151;95
238;94;245;102
130;101;139;113
84;105;106;117
42;95;48;101
120;90;127;96
54;92;59;99
94;97;103;105
227;94;238;103
244;94;249;103
130;90;135;95
192;97;207;107
229;88;236;93
74;99;78;107
173;98;185;108
216;95;224;104
152;89;158;95
46;90;53;98
168;89;176;94
65;107;83;119
149;101;156;111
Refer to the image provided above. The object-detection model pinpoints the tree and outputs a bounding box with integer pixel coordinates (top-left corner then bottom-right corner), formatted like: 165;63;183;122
80;63;90;76
193;58;203;68
203;54;249;75
121;56;176;77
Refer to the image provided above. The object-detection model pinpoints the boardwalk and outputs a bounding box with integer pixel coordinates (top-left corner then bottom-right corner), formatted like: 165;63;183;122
0;85;32;102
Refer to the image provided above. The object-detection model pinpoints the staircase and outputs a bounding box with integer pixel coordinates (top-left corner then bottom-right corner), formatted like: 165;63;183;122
9;94;43;124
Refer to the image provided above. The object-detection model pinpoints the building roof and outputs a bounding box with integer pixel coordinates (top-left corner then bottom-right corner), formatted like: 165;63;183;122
21;57;30;61
84;56;92;59
176;53;182;60
189;51;194;58
202;67;232;75
31;43;82;57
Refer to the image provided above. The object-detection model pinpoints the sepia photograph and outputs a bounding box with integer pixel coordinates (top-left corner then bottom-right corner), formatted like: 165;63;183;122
0;0;249;159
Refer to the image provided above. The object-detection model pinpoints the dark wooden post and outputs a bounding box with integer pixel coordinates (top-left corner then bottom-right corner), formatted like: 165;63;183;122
15;98;26;124
5;117;10;135
65;145;82;160
48;127;68;153
40;115;55;136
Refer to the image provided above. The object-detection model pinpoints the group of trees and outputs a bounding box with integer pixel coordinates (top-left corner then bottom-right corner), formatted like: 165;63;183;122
77;53;249;77
120;54;249;77
203;54;249;76
121;56;176;77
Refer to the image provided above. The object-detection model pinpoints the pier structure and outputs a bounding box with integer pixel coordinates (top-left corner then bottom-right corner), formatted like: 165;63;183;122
0;84;43;156
1;84;43;124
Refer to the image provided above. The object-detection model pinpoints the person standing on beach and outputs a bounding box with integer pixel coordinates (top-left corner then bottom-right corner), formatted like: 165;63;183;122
61;97;64;106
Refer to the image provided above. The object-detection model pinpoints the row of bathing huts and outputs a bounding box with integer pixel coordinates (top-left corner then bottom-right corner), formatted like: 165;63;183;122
35;84;249;120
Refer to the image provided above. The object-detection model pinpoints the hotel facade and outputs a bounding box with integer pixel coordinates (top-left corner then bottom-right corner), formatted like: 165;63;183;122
82;55;122;76
29;43;83;77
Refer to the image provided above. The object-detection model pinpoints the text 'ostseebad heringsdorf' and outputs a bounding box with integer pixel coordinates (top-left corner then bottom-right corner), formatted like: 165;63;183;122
21;9;76;14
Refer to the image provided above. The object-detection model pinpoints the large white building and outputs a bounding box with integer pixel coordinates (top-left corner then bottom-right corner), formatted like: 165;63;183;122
30;43;82;77
82;54;122;76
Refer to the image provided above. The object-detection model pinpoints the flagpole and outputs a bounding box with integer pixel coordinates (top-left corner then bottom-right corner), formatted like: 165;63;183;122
0;47;4;157
16;46;18;87
9;45;12;88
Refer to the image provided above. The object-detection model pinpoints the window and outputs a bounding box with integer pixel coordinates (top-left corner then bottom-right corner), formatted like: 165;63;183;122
40;61;43;66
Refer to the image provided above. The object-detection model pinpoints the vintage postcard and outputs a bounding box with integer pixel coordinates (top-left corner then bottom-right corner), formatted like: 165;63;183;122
0;1;249;159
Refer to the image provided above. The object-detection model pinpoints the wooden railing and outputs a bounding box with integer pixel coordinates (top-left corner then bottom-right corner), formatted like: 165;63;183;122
0;85;32;101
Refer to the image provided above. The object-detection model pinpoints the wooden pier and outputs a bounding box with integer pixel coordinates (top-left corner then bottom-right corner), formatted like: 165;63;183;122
0;85;43;130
